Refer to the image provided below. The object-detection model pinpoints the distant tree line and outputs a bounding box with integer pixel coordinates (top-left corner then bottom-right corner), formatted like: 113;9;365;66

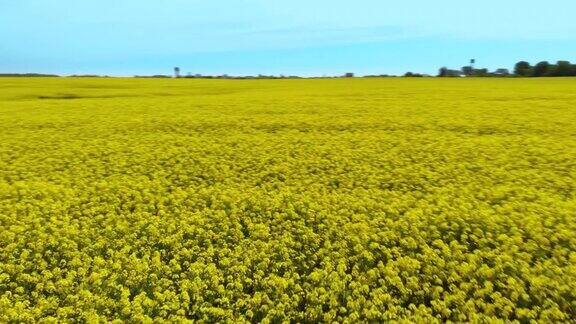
0;74;113;78
437;67;510;78
179;74;303;79
3;60;576;78
134;75;172;78
437;60;576;78
0;73;59;77
403;72;427;77
514;60;576;77
69;74;111;78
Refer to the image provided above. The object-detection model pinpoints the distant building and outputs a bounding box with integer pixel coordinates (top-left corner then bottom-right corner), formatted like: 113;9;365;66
447;69;462;77
344;73;354;78
461;66;473;76
439;67;462;77
494;68;510;76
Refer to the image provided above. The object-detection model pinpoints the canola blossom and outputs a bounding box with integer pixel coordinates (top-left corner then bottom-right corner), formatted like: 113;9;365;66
1;77;575;322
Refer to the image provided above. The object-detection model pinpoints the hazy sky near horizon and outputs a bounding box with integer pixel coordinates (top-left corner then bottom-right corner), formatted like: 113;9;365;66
2;0;576;76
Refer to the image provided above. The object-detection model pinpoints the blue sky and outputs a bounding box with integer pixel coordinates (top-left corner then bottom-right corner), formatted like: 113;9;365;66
2;0;576;76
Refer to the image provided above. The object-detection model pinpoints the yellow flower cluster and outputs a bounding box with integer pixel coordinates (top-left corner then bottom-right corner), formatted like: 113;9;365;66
1;77;575;322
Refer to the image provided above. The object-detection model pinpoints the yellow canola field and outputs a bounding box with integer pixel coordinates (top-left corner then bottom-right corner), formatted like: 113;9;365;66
1;77;575;322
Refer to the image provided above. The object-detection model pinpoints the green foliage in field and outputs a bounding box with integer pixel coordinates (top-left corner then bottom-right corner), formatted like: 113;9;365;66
1;78;576;322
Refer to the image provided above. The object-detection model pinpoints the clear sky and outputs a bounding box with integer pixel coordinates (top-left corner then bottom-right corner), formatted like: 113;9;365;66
2;0;576;76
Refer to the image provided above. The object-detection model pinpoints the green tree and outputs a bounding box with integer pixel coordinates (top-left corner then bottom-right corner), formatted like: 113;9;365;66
514;61;532;76
552;60;572;76
533;61;551;77
474;68;489;77
438;67;448;77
